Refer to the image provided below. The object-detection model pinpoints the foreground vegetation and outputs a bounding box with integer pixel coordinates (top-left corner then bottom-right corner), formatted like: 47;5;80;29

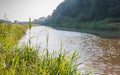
0;24;92;75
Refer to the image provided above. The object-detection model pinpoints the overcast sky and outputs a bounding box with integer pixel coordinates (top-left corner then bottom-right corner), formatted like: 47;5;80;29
0;0;64;21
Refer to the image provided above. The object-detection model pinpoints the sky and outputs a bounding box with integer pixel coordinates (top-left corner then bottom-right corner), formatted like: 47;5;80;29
0;0;64;22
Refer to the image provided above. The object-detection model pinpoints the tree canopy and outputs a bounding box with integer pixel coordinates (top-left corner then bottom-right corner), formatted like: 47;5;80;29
33;0;120;27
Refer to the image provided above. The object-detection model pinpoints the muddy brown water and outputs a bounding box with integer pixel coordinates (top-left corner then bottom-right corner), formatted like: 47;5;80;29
19;26;120;75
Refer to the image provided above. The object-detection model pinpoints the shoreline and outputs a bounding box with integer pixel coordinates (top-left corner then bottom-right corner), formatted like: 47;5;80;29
47;26;120;39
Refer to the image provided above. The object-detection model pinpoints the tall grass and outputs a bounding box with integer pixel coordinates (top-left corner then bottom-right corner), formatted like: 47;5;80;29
0;23;27;48
0;23;92;75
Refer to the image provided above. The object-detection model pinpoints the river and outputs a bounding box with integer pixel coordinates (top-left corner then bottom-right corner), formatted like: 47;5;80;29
19;26;120;75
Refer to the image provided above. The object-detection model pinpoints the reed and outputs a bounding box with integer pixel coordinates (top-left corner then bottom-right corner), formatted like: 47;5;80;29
0;22;92;75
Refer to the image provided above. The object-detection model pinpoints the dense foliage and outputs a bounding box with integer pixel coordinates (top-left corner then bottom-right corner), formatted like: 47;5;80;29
46;0;120;25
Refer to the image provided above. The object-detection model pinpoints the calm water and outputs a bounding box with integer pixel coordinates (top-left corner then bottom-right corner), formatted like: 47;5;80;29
19;26;120;75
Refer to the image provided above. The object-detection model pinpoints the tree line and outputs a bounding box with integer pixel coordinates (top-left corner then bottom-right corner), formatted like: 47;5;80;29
33;0;120;27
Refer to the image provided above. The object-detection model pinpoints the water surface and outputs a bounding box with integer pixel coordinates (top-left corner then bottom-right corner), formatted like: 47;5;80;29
19;26;120;75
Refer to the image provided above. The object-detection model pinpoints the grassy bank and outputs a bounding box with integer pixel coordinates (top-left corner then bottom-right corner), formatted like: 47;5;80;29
0;23;27;47
0;24;91;74
49;19;120;38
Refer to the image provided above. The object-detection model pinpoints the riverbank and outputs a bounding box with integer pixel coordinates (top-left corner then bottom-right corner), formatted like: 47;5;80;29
47;20;120;38
0;23;28;47
51;27;120;39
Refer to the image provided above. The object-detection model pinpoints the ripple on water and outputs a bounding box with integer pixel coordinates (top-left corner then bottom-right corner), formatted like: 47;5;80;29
19;26;120;75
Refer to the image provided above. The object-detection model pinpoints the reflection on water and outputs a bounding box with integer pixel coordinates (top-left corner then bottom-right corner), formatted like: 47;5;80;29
95;39;120;75
19;26;120;75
